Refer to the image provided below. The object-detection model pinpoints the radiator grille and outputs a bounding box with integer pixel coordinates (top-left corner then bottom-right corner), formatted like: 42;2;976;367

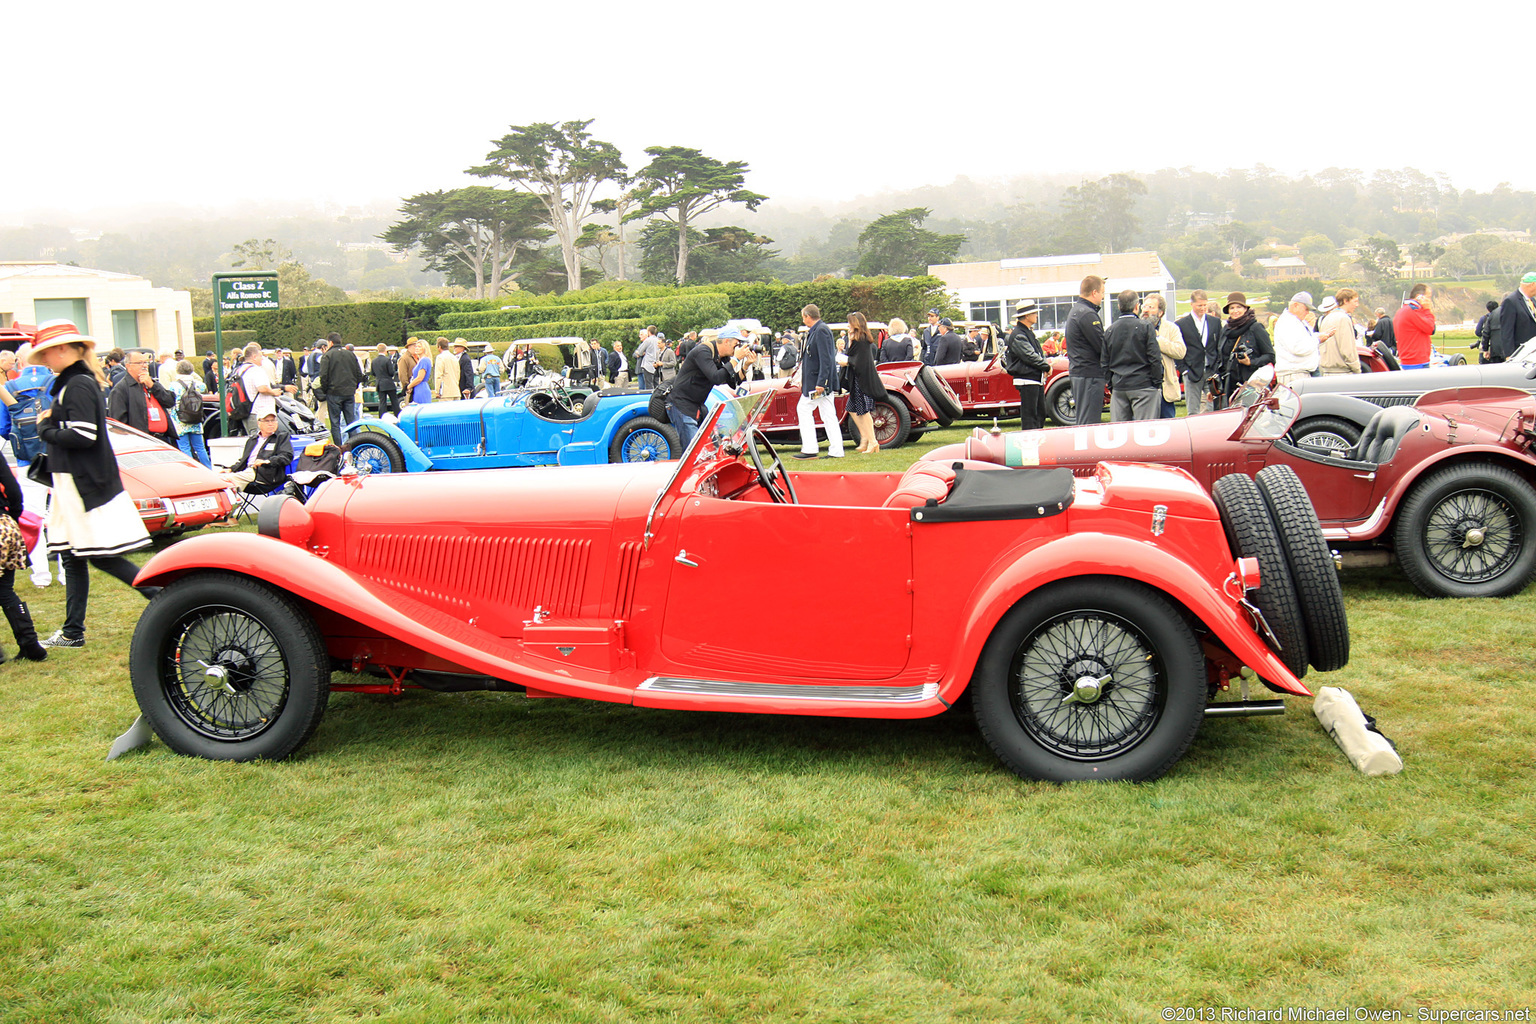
355;533;590;618
415;420;481;449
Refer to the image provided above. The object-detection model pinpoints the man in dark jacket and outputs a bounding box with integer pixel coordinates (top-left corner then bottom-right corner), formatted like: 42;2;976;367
1064;275;1107;425
1003;302;1049;430
928;319;964;365
219;412;293;495
1103;290;1162;422
370;344;399;417
1497;273;1536;361
317;332;362;443
1365;308;1396;353
665;326;741;449
456;340;476;398
1174;289;1219;413
107;350;179;446
918;309;941;364
794;303;843;459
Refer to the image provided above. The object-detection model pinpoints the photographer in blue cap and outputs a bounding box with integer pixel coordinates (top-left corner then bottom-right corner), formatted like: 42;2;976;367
666;323;742;449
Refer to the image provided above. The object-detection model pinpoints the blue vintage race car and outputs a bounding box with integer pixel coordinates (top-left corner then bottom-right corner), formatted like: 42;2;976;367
343;385;727;473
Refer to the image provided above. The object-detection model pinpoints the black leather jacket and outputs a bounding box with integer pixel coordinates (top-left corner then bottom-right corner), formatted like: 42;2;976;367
1003;323;1048;382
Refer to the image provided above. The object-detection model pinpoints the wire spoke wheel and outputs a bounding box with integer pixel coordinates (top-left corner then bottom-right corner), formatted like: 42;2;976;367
621;427;669;462
1421;487;1520;584
1010;610;1162;761
163;606;289;741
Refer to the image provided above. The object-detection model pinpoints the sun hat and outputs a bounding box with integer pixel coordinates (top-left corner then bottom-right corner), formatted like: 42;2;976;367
1014;301;1040;318
1222;292;1248;314
1317;296;1338;315
451;338;467;350
28;319;96;365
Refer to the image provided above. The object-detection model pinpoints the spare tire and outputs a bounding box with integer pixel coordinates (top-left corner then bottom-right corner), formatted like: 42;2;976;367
1211;473;1309;679
1255;465;1350;672
915;366;963;427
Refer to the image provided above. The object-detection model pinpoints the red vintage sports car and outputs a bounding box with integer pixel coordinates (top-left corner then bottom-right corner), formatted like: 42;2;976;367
126;392;1347;782
744;362;963;450
927;383;1536;599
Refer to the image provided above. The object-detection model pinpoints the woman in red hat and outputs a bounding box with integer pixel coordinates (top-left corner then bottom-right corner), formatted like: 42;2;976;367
28;321;158;650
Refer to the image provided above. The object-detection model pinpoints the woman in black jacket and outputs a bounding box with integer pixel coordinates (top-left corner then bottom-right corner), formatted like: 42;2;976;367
846;312;890;454
1219;293;1274;399
29;321;157;650
0;456;45;662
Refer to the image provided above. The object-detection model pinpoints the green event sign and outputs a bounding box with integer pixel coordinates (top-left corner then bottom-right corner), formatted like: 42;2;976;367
217;277;280;311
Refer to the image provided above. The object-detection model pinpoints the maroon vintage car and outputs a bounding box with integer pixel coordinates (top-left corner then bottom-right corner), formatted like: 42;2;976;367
743;362;962;450
125;391;1346;782
927;383;1536;599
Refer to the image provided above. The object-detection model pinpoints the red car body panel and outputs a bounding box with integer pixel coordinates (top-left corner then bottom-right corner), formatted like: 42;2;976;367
137;407;1311;710
927;385;1536;545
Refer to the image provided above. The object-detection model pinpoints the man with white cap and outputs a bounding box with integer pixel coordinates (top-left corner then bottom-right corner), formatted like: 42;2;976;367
666;324;741;449
1273;291;1321;387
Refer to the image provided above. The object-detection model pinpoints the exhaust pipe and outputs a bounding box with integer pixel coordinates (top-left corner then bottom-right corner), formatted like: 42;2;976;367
1204;699;1286;718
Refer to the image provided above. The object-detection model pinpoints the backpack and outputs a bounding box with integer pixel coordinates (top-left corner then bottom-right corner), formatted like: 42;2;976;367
176;383;204;425
8;385;48;462
778;345;798;371
225;373;252;422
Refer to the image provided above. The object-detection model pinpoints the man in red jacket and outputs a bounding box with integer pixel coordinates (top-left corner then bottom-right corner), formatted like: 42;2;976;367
1393;284;1436;369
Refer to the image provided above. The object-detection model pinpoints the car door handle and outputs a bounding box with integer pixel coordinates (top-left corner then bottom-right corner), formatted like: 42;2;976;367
675;550;700;568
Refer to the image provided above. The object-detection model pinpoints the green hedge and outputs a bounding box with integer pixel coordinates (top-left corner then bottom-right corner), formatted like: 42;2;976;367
192;302;406;350
191;330;259;356
438;292;730;330
402;298;502;334
439;319;648;347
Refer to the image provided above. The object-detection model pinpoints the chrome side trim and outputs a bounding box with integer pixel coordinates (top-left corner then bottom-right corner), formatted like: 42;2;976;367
638;677;940;703
1321;498;1389;541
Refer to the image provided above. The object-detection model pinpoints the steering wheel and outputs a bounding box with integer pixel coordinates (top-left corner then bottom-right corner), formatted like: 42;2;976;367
747;428;798;504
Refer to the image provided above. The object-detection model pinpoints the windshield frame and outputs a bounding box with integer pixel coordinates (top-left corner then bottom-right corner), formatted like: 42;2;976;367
644;389;774;546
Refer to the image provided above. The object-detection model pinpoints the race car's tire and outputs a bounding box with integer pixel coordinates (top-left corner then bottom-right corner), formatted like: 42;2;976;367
1393;462;1536;598
1045;376;1074;427
1290;416;1362;457
915;366;962;427
871;398;912;449
1255;465;1350;672
347;431;405;474
130;572;331;762
1448;353;1468;366
1211;473;1310;679
610;416;681;463
971;578;1205;783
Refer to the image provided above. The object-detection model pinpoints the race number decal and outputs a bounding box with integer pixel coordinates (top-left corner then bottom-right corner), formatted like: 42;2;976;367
1071;423;1172;451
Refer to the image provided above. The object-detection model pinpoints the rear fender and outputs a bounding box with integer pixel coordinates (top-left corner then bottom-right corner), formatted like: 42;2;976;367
345;418;433;472
132;533;633;701
1371;446;1536;531
948;532;1310;699
1295;392;1390;429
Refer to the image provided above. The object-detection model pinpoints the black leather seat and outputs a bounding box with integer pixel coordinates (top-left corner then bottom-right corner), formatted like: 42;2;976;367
1353;405;1420;464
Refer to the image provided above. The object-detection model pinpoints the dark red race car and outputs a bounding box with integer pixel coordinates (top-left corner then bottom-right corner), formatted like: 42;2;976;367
125;391;1346;782
743;362;963;450
927;383;1536;599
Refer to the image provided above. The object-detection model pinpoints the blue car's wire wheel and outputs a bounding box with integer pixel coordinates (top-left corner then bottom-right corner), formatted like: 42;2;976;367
609;417;680;463
347;432;405;474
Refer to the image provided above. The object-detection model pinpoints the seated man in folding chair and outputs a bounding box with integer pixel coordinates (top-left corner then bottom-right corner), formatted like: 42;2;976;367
216;411;293;519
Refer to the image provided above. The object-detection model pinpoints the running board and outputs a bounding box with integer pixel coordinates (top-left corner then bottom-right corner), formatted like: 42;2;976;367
638;677;940;703
1204;699;1286;718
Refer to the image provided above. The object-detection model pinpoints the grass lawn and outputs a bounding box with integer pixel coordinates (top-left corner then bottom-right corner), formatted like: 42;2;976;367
3;425;1533;1022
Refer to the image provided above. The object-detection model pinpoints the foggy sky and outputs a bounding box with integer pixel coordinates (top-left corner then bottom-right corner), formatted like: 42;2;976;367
4;0;1525;226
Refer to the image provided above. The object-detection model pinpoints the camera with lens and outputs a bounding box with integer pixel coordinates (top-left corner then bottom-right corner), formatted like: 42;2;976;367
1232;340;1254;363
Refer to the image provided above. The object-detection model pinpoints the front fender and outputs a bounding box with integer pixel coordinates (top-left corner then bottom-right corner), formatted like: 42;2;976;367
133;533;634;701
947;532;1310;698
345;418;433;472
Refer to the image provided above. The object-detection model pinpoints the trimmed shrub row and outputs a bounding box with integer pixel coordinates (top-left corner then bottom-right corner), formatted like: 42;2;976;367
192;302;406;350
190;330;259;356
438;292;730;330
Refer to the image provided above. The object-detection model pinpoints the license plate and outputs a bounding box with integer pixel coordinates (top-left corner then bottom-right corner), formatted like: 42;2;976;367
173;495;219;516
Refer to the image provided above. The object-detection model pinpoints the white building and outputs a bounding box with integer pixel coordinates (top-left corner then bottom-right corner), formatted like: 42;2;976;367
927;251;1176;333
0;262;194;354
